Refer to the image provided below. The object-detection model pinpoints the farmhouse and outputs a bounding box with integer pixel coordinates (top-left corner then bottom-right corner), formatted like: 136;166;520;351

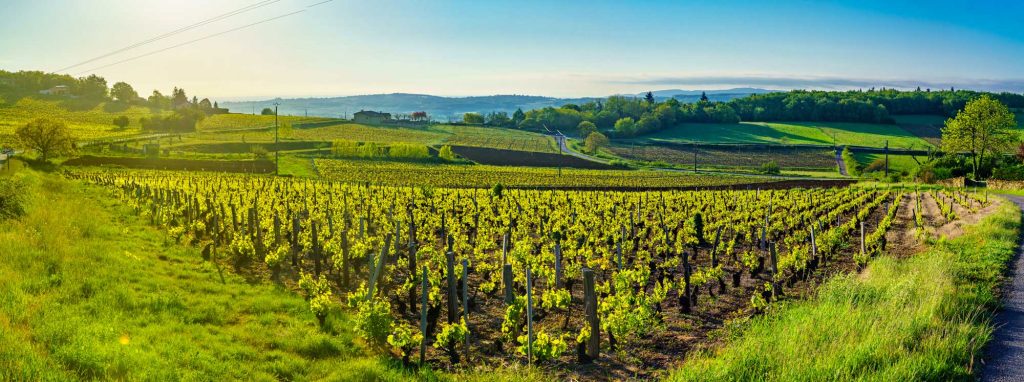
39;85;70;96
353;110;391;124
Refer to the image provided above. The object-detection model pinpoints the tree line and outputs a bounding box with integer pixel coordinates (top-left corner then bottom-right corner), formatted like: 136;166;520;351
0;70;227;133
466;89;1024;138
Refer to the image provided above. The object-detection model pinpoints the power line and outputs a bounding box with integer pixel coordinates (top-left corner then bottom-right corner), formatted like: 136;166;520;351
54;0;282;73
76;10;305;75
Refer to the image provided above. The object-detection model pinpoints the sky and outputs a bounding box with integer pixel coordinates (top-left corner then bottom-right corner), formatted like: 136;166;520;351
1;0;1023;100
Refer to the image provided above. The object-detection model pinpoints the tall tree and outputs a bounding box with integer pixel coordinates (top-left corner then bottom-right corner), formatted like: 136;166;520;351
110;82;138;103
941;95;1018;177
644;91;655;105
16;118;75;161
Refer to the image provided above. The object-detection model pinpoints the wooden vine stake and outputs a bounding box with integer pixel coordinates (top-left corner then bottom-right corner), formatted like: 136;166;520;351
582;267;600;361
366;234;392;300
461;258;470;363
502;233;514;305
525;266;534;367
810;225;819;266
419;266;428;365
446;246;458;324
860;221;866;256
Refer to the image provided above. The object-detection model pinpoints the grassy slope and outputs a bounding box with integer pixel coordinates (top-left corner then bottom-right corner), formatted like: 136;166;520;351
853;152;924;174
0;170;542;381
637;121;932;149
0;171;395;380
0;98;155;141
671;199;1019;381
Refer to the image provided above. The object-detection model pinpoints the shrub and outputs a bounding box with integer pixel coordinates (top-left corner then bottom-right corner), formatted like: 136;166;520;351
0;176;26;220
251;145;269;159
387;143;430;160
992;165;1024;181
760;161;781;175
584;132;609;153
331;140;359;157
438;145;458;161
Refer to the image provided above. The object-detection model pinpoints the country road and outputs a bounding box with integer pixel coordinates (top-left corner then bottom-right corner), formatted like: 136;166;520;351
982;195;1024;381
835;148;849;176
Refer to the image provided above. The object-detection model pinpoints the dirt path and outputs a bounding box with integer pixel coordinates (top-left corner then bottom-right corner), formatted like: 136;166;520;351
885;193;920;257
835;148;848;176
982;195;1024;381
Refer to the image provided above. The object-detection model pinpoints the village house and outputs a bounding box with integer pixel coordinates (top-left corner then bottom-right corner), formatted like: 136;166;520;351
353;110;392;124
38;85;70;96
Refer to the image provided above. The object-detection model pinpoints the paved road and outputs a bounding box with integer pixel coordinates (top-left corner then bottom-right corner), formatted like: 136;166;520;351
835;148;849;176
982;195;1024;381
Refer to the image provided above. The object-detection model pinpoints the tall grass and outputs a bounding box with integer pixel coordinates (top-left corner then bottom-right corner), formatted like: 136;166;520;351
671;199;1019;381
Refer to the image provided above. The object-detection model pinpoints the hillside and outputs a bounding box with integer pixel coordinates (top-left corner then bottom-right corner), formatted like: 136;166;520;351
220;89;773;119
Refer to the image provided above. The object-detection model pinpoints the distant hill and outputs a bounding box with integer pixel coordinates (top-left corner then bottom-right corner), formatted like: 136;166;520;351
220;89;773;119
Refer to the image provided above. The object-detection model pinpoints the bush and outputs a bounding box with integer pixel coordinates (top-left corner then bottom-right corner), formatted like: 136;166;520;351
0;176;26;220
438;145;458;161
608;159;630;169
584;132;609;154
387;143;430;160
251;145;269;159
760;161;781;175
913;164;954;183
992;165;1024;181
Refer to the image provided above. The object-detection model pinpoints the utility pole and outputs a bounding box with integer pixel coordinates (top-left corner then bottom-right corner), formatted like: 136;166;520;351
884;140;889;178
274;102;280;176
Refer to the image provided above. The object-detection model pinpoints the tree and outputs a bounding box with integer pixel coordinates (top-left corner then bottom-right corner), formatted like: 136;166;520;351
699;91;709;103
463;112;485;124
485;111;511;126
512;108;526;126
148;90;170;109
261;107;275;115
644;91;655;105
113;115;130;129
584;131;609;153
577;121;597;137
614;117;636;136
76;74;108;99
110;82;138;103
941;95;1018;178
172;87;188;108
16;118;75;161
438;145;457;161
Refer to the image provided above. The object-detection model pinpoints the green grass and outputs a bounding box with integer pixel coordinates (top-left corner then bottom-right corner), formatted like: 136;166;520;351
0;98;157;142
637;121;933;149
853;153;924;174
0;169;550;381
671;198;1019;381
640;122;833;145
277;154;318;177
0;171;403;380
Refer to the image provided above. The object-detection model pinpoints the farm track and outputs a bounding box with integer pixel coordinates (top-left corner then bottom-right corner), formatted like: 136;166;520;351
982;196;1024;382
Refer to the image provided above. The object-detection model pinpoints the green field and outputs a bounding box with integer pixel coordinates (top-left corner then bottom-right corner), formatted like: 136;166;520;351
636;121;933;149
853;152;924;174
0;98;156;142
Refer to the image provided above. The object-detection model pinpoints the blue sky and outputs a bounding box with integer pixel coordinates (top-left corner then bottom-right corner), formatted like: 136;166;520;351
1;0;1022;99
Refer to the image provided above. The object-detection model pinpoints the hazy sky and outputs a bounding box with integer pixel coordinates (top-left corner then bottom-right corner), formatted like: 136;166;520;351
2;0;1023;100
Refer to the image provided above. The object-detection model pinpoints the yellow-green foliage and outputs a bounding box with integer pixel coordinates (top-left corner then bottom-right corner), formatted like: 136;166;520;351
671;200;1019;381
388;142;430;159
332;140;430;160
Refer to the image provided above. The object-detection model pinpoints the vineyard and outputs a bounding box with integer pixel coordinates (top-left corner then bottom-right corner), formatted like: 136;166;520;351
69;169;990;379
312;158;761;189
